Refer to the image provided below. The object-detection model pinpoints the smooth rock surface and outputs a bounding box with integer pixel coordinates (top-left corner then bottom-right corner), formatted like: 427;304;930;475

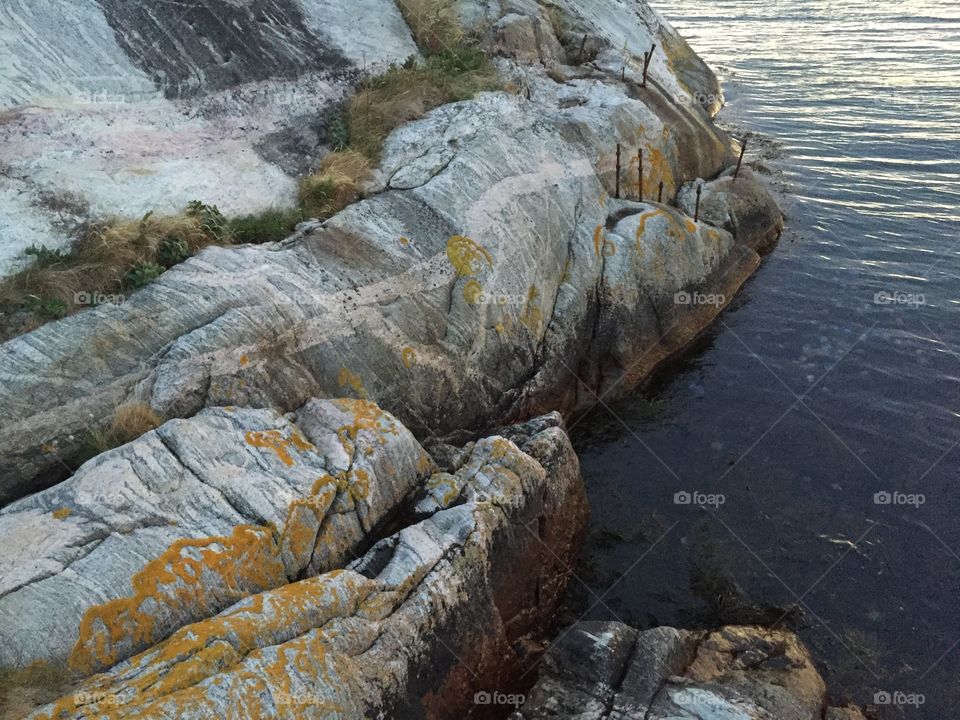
678;167;785;253
0;0;416;273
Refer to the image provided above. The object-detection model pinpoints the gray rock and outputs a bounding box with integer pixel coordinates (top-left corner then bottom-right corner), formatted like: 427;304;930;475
20;410;588;719
520;622;866;720
0;62;776;502
678;167;785;253
0;399;432;675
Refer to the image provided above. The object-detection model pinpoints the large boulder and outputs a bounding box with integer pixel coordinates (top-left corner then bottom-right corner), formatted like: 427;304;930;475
12;410;587;719
519;622;864;720
0;46;779;502
0;399;432;675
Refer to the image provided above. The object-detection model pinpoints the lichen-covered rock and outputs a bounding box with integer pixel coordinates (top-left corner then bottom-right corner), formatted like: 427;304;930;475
21;412;587;719
0;399;432;675
678;166;785;253
518;622;864;720
0;64;773;504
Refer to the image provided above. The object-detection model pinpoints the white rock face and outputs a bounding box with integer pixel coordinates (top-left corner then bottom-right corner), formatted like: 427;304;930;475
0;0;419;275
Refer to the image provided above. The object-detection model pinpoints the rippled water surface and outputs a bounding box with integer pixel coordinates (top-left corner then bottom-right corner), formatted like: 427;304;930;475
569;2;960;716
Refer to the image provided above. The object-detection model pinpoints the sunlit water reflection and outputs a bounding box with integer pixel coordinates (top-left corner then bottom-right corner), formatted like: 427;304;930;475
569;2;960;717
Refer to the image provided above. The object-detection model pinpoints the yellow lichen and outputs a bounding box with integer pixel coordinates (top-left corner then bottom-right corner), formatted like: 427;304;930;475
446;235;492;277
51;508;71;520
244;429;316;467
401;346;416;369
337;367;367;399
463;278;483;305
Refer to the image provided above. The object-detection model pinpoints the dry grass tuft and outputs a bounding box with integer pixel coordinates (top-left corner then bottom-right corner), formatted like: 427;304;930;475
87;402;163;454
396;0;465;52
0;202;229;341
346;57;497;160
298;150;371;220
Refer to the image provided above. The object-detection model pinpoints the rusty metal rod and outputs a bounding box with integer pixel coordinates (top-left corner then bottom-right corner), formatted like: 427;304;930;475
615;144;622;199
658;180;664;203
734;136;748;180
642;43;656;87
637;149;643;201
694;184;702;222
577;34;588;64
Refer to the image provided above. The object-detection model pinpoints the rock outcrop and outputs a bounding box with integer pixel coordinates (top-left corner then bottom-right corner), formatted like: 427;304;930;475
0;0;783;503
518;621;866;720
3;407;587;719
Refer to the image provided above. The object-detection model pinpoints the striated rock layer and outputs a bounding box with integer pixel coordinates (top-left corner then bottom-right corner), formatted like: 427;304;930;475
0;0;782;503
5;407;587;719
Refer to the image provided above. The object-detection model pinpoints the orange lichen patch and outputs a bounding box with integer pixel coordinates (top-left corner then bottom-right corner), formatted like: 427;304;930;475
239;354;250;367
635;208;668;247
41;442;57;454
644;144;675;198
446;235;492;277
244;428;316;467
559;258;571;284
593;225;605;259
399;236;410;246
50;573;374;718
331;398;398;458
68;524;288;675
424;473;462;508
350;469;371;502
490;438;516;462
463;278;483;305
685;218;697;233
51;508;71;520
519;286;544;334
280;478;339;571
401;346;417;369
337;367;367;399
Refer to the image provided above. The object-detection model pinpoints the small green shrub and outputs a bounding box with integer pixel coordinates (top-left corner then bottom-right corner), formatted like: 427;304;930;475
23;246;70;268
229;208;304;244
24;296;67;319
156;236;190;268
123;262;164;289
186;200;230;243
324;110;350;151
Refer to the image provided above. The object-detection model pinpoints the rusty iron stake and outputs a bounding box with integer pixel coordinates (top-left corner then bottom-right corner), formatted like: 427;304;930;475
734;136;748;180
642;43;656;87
658;180;664;203
694;184;702;222
637;149;643;201
615;144;622;199
577;34;588;64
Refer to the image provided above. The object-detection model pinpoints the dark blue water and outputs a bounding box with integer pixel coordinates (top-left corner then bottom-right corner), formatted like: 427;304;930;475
570;2;960;717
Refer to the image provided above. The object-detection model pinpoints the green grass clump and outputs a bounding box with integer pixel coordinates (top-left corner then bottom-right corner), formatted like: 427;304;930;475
229;208;304;244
